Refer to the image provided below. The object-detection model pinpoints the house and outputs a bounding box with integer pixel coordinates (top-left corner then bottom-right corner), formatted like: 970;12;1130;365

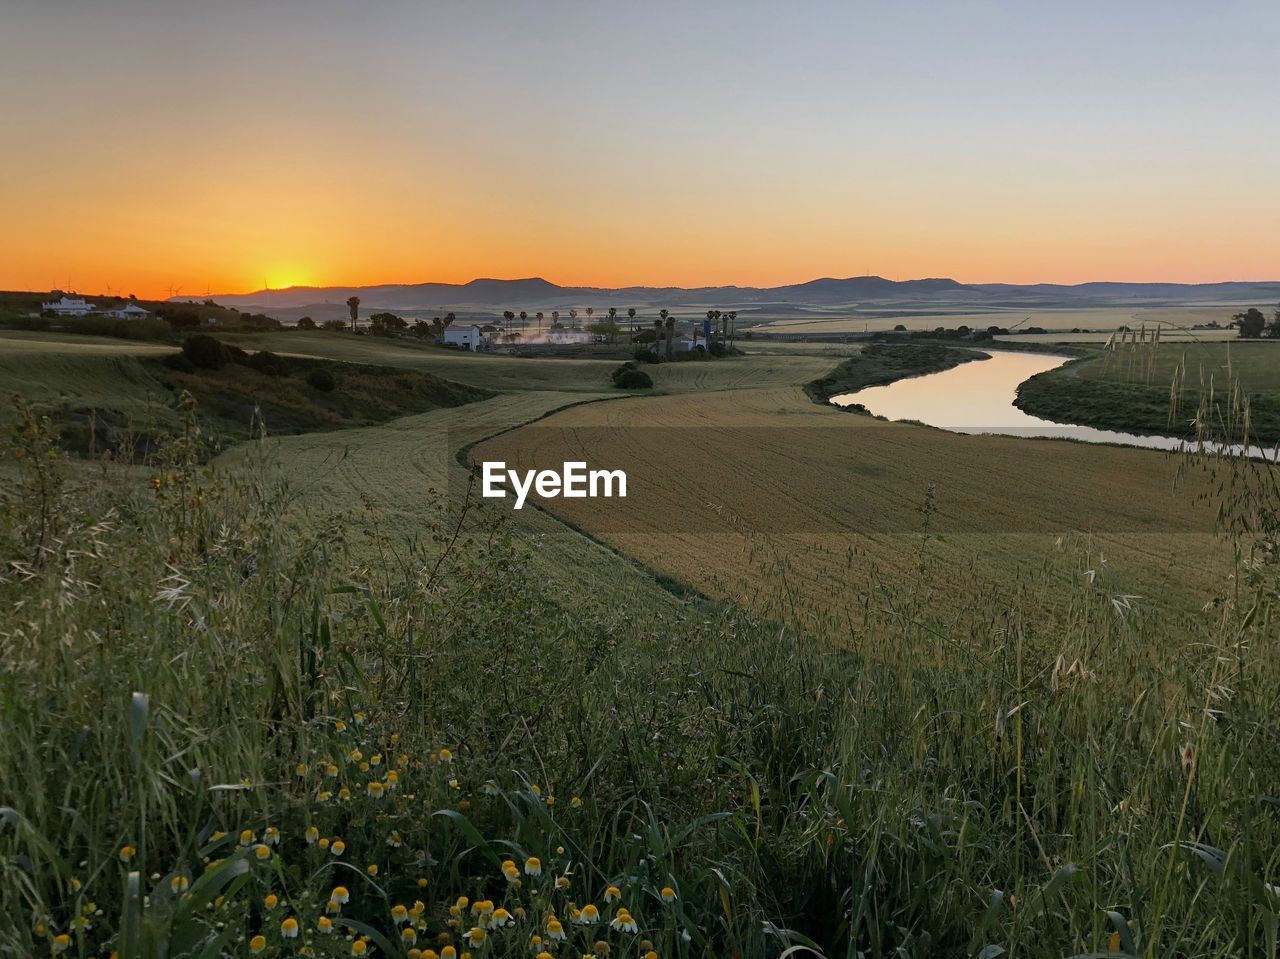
102;302;151;320
545;328;594;345
41;296;93;316
442;324;487;350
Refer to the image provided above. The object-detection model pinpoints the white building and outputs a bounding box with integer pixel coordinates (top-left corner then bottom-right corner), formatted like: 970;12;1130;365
442;324;487;350
102;302;151;320
41;296;92;316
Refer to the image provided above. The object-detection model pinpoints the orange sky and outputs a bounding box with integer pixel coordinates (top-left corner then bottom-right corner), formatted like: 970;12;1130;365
3;2;1278;301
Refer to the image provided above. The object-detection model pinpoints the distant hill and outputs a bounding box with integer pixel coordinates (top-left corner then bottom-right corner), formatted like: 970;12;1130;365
183;276;1280;314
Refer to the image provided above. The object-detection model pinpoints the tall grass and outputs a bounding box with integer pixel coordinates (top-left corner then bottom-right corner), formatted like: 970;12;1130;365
1;395;1278;958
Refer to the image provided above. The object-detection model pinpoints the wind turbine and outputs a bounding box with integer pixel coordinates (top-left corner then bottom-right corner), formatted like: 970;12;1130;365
166;283;183;300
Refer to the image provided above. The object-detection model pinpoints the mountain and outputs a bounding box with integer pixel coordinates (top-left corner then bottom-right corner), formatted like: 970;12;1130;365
184;276;1280;314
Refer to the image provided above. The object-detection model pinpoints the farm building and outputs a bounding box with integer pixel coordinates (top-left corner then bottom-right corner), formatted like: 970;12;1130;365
442;324;488;350
102;302;151;320
41;296;93;316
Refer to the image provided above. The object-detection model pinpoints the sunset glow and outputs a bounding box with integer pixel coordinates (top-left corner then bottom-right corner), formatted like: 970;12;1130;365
3;1;1279;300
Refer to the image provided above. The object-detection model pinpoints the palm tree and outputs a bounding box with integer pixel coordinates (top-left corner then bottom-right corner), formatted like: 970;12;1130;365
503;310;514;330
705;310;715;348
627;307;636;338
346;296;360;333
727;311;737;346
443;312;455;329
569;308;578;329
664;315;675;360
536;311;544;331
551;310;560;329
586;307;594;326
519;310;527;333
653;318;663;355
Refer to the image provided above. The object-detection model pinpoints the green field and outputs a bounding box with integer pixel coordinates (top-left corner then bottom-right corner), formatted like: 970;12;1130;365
1017;340;1280;443
3;328;1279;958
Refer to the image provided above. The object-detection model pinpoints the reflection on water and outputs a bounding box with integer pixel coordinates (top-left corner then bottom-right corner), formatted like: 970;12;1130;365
831;350;1277;459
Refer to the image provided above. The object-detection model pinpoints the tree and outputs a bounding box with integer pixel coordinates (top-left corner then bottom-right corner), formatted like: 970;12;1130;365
536;311;544;331
1234;308;1267;338
653;318;664;356
627;307;636;337
589;319;620;342
664;315;675;360
346;296;360;333
519;311;527;333
586;307;594;326
443;312;456;328
296;316;316;330
1266;304;1280;339
727;311;737;346
368;312;407;335
503;310;515;329
569;308;578;328
551;311;561;329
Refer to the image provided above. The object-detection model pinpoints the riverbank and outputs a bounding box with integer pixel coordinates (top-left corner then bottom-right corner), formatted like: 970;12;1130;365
803;342;990;405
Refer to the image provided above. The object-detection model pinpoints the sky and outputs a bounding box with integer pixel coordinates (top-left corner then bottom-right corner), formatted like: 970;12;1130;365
2;0;1279;299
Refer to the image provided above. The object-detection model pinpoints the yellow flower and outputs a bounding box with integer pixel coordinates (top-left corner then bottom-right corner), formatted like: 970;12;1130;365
502;861;520;883
604;886;620;903
385;770;399;787
305;826;319;844
349;749;363;762
537;953;554;959
119;845;136;862
326;900;341;914
52;935;71;954
386;832;403;847
483;781;499;796
318;791;332;803
254;844;271;860
466;927;487;948
332;886;350;904
610;909;637;934
546;919;566;941
570;796;583;809
338;787;352;801
281;917;299;938
354;711;366;725
249;935;266;954
577;903;600;924
442;948;457;959
319;837;330;849
644;952;659;959
370;754;382;766
264;894;279;909
403;927;419;944
326;764;339;778
368;781;385;799
491;908;511;927
524;857;542;877
211;831;227;841
367;864;379;876
660;886;676;903
170;875;189;893
318;916;334;934
352;940;368;956
334;720;347;731
331;840;346;856
438;748;453;762
555;876;570;890
296;762;308;776
264;827;280;846
240;830;255;846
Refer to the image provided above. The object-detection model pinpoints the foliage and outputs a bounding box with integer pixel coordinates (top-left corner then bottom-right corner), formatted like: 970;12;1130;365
182;334;232;370
307;368;337;392
611;362;654;389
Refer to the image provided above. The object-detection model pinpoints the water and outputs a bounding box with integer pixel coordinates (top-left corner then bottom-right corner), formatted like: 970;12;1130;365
830;350;1277;459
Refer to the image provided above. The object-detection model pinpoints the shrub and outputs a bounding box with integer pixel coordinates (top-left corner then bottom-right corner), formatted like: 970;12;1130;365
611;362;653;389
246;350;290;377
181;333;230;369
632;348;661;364
306;367;337;392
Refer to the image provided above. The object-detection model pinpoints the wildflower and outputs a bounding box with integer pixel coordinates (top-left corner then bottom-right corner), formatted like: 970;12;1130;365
483;781;499;796
660;887;677;903
331;840;346;856
332;886;350;904
254;844;271;861
334;720;347;731
264;894;279;909
524;857;542;877
326;900;341;914
577;904;600;924
354;711;366;725
296;762;308;776
319;837;330;849
326;764;339;778
456;897;469;909
359;762;370;772
546;919;566;941
441;948;457;959
211;831;227;841
317;791;332;804
170;875;189;893
570;796;583;809
319;916;334;934
403;927;419;945
502;860;520;883
305;826;319;844
52;935;71;954
555;876;570;890
367;864;379;876
531;935;542;947
119;845;136;862
604;886;620;903
386;832;403;847
368;781;385;799
448;778;459;789
417;877;428;888
593;941;611;956
281;917;299;938
349;749;363;762
537;953;554;959
338;787;352;801
385;770;399;788
491;909;511;927
466;928;486;948
352;940;368;956
240;830;255;846
249;935;267;954
644;952;658;959
264;827;280;845
610;909;637;934
370;754;382;766
438;748;453;762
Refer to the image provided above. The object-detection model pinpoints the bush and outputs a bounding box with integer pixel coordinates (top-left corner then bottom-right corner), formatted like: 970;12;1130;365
161;352;196;374
181;334;230;370
306;367;337;392
632;348;661;364
611;362;653;389
247;350;290;377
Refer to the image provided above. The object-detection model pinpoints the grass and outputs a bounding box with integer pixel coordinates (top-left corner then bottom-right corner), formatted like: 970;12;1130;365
803;342;989;403
1017;340;1280;444
2;329;1279;957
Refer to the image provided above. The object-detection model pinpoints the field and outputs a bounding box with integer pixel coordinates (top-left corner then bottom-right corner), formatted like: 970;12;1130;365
3;327;1279;958
1016;340;1280;444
